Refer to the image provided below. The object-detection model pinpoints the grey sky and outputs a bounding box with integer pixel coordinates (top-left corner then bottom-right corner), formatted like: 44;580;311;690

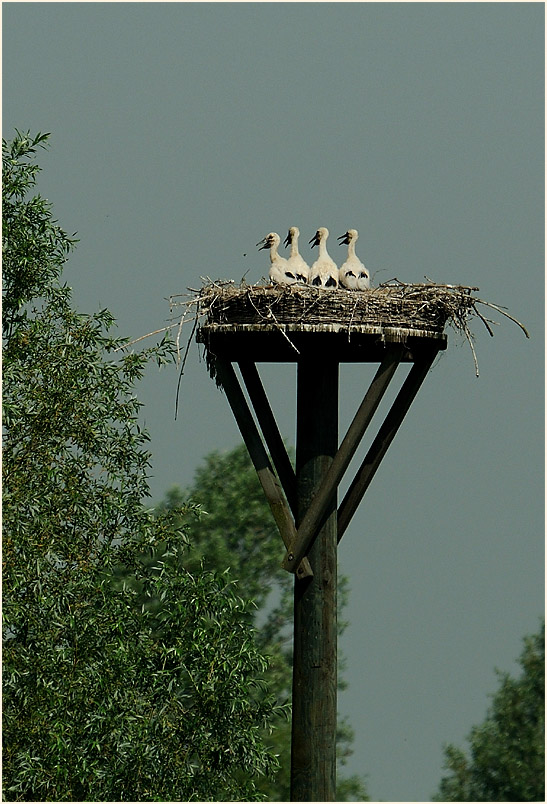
3;3;544;800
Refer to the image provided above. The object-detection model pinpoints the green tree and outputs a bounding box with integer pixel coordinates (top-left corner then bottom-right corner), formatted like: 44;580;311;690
434;623;544;802
3;131;284;801
157;443;369;801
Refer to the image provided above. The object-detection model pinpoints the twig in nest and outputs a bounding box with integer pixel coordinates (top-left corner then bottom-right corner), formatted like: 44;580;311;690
296;294;322;322
474;298;530;339
246;288;301;354
347;297;359;342
112;325;175;352
472;303;496;338
461;319;480;377
175;311;187;362
174;303;200;420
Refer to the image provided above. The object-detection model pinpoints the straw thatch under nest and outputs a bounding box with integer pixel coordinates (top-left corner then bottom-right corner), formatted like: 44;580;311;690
166;279;527;380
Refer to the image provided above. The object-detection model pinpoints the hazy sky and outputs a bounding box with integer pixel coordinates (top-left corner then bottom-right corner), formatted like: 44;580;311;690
3;3;544;801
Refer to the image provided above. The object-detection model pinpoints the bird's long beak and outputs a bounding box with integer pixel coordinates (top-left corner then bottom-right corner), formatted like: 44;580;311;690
309;233;319;248
283;232;291;247
256;238;268;250
337;233;349;245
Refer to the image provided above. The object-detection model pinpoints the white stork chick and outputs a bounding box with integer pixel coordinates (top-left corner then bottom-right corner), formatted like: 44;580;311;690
308;227;339;288
337;229;370;290
256;232;298;285
283;227;310;283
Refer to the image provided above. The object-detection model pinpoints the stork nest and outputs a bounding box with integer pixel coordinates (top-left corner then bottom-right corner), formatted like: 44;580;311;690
156;279;528;383
124;280;528;395
196;281;468;334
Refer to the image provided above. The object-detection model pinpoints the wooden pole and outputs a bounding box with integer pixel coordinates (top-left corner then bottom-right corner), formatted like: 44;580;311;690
290;358;338;802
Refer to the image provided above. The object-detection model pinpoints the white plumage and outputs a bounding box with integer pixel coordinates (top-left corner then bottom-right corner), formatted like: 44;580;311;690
308;227;339;288
283;227;310;283
256;232;298;284
338;229;370;290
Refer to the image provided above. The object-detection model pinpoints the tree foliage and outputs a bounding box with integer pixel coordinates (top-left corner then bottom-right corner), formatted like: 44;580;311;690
434;623;544;802
2;131;284;801
158;443;369;801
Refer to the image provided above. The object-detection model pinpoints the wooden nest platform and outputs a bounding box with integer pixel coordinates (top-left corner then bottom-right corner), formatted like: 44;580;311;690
162;279;528;380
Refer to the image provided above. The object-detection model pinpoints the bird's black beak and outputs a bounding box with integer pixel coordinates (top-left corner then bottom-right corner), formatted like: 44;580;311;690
309;233;319;248
256;238;268;250
337;233;349;245
283;232;290;247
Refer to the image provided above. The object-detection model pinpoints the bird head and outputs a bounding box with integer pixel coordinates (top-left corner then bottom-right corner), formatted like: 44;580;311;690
337;229;358;245
309;227;328;248
256;232;278;250
283;226;299;248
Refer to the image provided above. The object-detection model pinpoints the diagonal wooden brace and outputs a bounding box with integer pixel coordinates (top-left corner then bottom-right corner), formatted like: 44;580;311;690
215;358;313;579
238;361;297;515
282;345;404;573
337;348;439;540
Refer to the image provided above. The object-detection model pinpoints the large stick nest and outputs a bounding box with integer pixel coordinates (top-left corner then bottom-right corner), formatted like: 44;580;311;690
160;279;528;383
197;281;472;333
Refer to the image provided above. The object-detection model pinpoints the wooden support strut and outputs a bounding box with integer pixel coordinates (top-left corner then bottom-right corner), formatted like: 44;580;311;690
282;345;404;572
214;358;313;579
238;360;297;514
337;348;439;540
